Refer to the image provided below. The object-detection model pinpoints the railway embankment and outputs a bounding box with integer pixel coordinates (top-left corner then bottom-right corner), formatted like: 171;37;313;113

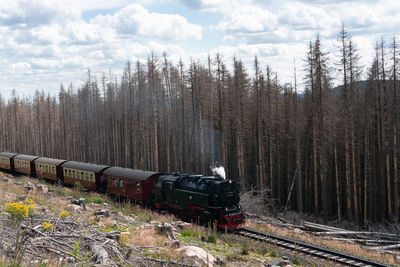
0;172;300;267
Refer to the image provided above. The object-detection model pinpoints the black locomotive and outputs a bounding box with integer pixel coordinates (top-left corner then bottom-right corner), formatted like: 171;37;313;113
154;173;245;229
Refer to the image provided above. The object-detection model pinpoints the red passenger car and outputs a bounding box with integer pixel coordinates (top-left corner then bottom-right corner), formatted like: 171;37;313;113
0;152;17;171
60;161;109;191
35;157;68;182
104;167;162;202
14;154;40;175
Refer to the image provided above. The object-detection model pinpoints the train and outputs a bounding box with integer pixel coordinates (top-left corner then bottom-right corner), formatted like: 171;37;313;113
0;152;245;229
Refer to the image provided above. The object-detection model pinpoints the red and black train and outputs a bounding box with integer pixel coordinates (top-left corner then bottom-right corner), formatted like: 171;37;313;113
0;152;245;229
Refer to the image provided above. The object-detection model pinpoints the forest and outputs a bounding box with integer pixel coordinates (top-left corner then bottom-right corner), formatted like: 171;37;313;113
0;27;398;225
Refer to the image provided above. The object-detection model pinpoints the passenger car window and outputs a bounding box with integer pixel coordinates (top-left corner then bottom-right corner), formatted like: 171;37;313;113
136;182;140;192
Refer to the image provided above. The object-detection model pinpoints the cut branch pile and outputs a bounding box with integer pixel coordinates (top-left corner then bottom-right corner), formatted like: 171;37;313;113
0;212;197;266
303;221;400;255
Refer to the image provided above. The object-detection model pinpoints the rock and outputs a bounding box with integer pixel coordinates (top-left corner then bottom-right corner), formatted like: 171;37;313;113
14;182;22;186
106;231;121;241
1;178;8;183
394;255;400;265
66;196;74;201
293;228;303;235
66;204;83;213
36;184;48;193
214;256;226;266
18;195;29;201
177;246;215;266
175;221;192;230
95;209;110;218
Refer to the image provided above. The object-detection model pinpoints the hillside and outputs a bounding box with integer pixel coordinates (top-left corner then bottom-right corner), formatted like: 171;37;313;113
0;172;306;267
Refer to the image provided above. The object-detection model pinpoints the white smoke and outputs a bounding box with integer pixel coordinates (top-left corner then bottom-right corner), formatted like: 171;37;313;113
212;165;226;179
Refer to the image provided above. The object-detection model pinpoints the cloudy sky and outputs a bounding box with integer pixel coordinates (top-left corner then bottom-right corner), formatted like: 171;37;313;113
0;0;399;99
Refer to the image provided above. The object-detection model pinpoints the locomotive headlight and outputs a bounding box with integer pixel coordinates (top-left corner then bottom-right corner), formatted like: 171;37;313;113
228;180;232;183
225;207;228;212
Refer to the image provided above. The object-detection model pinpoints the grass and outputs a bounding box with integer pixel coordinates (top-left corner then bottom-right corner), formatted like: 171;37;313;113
180;229;199;238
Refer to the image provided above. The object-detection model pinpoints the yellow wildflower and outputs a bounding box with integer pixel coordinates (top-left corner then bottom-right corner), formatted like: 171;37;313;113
119;232;132;247
59;210;70;218
41;222;55;231
24;198;36;214
4;203;29;221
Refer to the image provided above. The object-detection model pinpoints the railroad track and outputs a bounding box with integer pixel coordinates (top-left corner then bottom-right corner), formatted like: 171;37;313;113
233;227;389;267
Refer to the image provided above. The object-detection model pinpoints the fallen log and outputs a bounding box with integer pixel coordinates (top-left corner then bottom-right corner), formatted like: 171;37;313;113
314;231;400;240
319;237;398;244
369;243;400;251
303;221;347;232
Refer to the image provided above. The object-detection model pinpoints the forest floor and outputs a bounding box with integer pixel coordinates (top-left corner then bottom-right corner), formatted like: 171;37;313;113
0;172;396;266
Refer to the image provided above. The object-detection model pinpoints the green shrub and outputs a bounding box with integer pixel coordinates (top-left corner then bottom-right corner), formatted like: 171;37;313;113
292;256;302;265
270;249;279;258
257;244;270;256
207;233;218;243
241;242;249;255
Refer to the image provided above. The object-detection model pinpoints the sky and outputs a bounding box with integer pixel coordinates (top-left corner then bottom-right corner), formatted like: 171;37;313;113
0;0;399;99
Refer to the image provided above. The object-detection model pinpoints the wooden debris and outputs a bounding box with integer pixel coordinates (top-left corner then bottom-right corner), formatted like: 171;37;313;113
368;243;400;251
90;243;109;264
303;221;346;232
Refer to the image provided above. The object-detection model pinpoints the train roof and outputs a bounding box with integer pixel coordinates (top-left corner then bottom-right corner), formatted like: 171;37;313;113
104;167;161;181
35;157;68;166
160;174;181;182
14;154;40;161
0;152;17;158
61;161;109;173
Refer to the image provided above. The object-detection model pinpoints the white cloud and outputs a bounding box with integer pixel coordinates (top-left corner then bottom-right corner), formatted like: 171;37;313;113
211;0;400;44
0;0;81;27
215;6;277;33
180;0;247;13
92;4;202;41
278;2;337;31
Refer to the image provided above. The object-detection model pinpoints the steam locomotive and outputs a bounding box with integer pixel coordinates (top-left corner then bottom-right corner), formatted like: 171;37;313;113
0;152;245;229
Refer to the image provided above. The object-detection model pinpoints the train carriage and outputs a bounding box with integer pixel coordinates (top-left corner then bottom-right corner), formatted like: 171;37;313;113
14;154;40;175
0;152;17;171
60;161;109;191
35;157;68;182
104;167;162;202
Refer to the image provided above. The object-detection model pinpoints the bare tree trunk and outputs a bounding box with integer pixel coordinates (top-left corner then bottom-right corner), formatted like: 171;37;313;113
294;61;303;213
